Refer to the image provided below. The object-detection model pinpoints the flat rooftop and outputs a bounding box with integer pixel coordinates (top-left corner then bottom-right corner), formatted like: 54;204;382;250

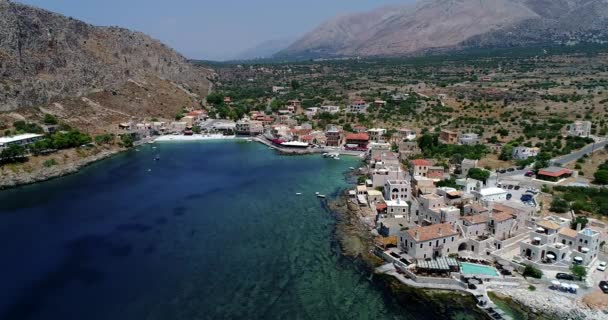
0;133;44;144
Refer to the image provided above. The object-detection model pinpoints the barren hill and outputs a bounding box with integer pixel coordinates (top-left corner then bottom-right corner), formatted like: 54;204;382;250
278;0;608;59
0;0;212;116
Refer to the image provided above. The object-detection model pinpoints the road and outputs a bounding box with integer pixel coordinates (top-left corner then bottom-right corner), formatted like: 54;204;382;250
552;139;608;166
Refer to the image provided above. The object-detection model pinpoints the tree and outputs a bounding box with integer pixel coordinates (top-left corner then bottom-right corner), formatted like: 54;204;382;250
43;114;58;125
570;265;587;280
206;93;223;105
570;216;589;230
0;144;26;162
120;134;134;147
290;80;300;90
499;144;513;161
192;125;202;134
550;197;570;213
523;265;543;279
594;170;608;185
467;168;490;182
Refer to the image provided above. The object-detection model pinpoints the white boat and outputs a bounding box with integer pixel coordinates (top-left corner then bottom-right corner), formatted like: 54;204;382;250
281;141;309;148
317;194;326;198
296;192;302;195
315;192;320;195
349;167;355;170
334;157;340;160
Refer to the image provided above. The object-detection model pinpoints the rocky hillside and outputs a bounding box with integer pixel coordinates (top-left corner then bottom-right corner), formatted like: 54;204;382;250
278;0;608;59
0;0;211;113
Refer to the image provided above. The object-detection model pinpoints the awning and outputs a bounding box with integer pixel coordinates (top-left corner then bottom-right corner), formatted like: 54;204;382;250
546;253;556;259
581;247;590;253
533;237;542;242
574;256;583;261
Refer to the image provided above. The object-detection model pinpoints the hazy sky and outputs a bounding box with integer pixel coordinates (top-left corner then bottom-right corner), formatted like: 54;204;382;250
18;0;407;60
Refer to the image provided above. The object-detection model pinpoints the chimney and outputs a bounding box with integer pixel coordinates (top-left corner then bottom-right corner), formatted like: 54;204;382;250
414;230;419;240
576;223;582;232
438;227;443;237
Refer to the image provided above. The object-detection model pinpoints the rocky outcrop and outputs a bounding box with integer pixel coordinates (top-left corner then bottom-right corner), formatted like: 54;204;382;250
278;0;608;59
0;148;119;189
0;0;210;111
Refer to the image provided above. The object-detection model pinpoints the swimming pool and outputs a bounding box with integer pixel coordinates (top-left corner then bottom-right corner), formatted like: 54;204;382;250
460;262;499;277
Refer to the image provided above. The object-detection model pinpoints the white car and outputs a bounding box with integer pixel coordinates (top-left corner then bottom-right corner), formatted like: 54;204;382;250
598;261;606;271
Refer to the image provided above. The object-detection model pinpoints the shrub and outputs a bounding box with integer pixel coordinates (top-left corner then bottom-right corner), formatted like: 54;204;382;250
523;265;543;279
43;159;58;168
570;265;587;280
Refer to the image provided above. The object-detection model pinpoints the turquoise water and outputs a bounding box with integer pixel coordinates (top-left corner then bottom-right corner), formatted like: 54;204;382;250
460;263;499;277
0;141;484;320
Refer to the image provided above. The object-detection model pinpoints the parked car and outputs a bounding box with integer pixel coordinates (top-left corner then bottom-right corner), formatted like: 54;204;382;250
499;169;507;174
514;186;521;190
517;165;526;170
600;281;608;294
598;261;607;271
556;273;582;281
506;194;512;200
521;194;533;202
507;168;515;172
524;171;535;177
507;185;514;190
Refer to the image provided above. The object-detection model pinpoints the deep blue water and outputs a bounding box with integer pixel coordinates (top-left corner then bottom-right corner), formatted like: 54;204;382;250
0;141;414;320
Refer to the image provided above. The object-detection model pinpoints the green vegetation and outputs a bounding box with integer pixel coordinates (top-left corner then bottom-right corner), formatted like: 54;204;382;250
595;160;608;185
523;265;543;279
120;134;135;147
570;216;589;230
94;134;114;145
527;285;536;291
12;121;43;134
0;144;26;163
436;177;459;189
570;265;587;280
43;159;58;168
553;186;608;216
43;114;58;125
550;197;570;213
467;168;490;183
418;134;488;160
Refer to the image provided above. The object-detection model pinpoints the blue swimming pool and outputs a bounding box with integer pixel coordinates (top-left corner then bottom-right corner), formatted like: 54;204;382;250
460;262;499;277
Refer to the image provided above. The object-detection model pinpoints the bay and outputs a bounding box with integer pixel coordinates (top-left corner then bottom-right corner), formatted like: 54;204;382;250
0;141;415;320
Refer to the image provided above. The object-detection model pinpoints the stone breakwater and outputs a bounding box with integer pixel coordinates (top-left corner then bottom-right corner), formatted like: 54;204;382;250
0;149;119;189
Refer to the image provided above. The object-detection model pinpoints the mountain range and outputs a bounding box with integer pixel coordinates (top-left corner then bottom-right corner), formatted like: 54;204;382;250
276;0;608;59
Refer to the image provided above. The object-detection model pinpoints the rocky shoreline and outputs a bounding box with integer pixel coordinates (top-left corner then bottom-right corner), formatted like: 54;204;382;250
328;191;491;320
0;148;121;189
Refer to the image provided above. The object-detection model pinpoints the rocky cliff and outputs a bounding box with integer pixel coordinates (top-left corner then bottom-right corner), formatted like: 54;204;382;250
0;0;211;112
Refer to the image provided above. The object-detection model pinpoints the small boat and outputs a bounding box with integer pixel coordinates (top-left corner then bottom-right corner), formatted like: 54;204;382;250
152;146;157;149
334;157;340;160
147;169;152;172
349;167;355;170
154;156;160;161
296;193;302;195
315;192;320;195
148;141;155;144
317;194;326;198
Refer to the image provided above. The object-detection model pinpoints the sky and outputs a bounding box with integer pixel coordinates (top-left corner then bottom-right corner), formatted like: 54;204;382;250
18;0;407;61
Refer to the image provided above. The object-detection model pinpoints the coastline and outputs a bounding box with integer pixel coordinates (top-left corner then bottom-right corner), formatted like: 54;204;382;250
328;190;492;320
0;148;121;189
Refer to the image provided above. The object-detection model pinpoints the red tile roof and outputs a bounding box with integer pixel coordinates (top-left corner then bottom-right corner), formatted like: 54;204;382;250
345;133;369;141
410;159;431;166
376;203;388;211
538;168;573;177
407;223;458;242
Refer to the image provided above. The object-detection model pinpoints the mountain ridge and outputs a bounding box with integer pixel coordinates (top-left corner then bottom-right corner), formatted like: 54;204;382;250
0;0;211;112
277;0;608;59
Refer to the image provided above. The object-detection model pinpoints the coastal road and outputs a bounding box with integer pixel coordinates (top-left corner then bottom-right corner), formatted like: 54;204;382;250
551;139;608;166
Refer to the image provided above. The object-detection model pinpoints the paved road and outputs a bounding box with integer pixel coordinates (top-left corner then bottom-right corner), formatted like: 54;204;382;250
552;139;608;166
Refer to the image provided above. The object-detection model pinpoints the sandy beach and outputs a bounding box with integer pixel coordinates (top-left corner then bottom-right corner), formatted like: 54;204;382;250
154;134;246;142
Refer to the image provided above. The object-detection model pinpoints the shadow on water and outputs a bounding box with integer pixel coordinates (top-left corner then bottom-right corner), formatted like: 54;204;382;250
0;234;136;320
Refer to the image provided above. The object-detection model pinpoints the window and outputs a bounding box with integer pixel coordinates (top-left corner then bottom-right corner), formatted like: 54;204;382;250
451;237;454;242
420;244;423;248
443;239;446;244
429;242;432;247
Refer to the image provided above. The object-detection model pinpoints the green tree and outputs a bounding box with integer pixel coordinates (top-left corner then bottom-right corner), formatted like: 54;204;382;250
550;197;570;213
43;114;58;125
0;144;26;162
467;168;490;182
523;265;543;279
192;125;202;134
570;216;589;230
594;170;608;185
206;93;223;105
120;134;134;147
290;80;300;90
570;265;587;280
499;144;513;161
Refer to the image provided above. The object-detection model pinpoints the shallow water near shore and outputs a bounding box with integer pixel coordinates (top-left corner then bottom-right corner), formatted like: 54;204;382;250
0;141;480;320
